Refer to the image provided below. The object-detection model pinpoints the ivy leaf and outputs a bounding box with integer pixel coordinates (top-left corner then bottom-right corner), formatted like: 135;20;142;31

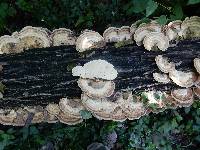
146;0;158;17
187;0;200;5
156;15;168;25
80;110;92;120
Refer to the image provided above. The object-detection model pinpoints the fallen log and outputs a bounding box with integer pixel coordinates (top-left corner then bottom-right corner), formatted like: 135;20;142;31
0;39;200;125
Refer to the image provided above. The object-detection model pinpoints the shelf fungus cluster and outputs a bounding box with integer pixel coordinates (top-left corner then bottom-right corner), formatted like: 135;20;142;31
153;55;200;108
0;26;76;54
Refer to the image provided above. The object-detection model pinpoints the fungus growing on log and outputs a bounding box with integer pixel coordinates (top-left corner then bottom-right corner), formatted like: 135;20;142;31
194;58;200;74
72;59;118;80
153;73;170;83
13;26;51;50
76;30;105;52
179;16;200;39
169;70;197;88
0;109;17;125
165;20;182;41
171;88;194;107
103;27;119;43
134;22;162;46
59;98;84;118
0;35;21;54
57;111;83;125
143;32;170;51
77;78;115;98
155;55;175;73
193;87;200;98
51;28;76;46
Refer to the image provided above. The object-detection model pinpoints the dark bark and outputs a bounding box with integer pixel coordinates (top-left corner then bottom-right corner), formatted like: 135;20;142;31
0;39;200;109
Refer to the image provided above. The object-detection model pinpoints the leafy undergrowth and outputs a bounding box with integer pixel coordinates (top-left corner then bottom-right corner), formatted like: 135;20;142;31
0;101;200;150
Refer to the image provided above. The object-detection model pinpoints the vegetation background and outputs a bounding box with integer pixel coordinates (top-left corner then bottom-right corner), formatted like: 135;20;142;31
0;0;200;149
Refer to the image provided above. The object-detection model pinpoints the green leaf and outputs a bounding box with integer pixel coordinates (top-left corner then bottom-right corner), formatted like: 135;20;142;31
131;0;149;13
172;4;183;20
80;110;92;120
156;15;168;25
146;0;158;17
187;0;200;5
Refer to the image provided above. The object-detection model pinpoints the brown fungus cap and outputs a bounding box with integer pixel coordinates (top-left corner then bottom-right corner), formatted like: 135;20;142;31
57;111;83;125
165;20;182;41
153;72;170;83
59;97;84;118
155;55;175;73
14;26;51;50
46;103;60;115
0;35;21;54
169;70;197;88
194;58;200;74
143;32;170;51
193;87;200;99
51;28;76;46
103;27;119;43
78;78;115;99
171;88;194;107
76;30;106;52
0;109;17;125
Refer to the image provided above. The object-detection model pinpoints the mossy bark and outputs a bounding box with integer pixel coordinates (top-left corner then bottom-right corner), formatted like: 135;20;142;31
0;40;200;109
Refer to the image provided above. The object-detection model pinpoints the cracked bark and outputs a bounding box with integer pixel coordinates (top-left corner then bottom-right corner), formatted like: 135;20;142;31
0;39;200;109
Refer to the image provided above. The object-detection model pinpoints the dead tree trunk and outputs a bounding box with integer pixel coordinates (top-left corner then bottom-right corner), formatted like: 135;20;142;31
0;39;200;109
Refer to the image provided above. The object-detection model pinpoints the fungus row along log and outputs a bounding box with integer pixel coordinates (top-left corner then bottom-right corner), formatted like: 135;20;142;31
0;39;199;110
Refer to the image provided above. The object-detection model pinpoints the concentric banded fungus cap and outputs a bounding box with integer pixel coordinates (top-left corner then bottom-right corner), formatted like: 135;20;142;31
179;16;200;39
81;94;117;114
57;111;83;125
169;70;197;88
0;35;21;54
111;106;126;122
165;20;182;41
76;30;106;52
24;106;45;123
92;112;111;121
72;59;118;80
103;27;119;43
59;98;84;118
118;26;131;41
78;78;115;98
51;28;76;46
143;32;170;51
193;87;200;99
155;55;175;73
123;93;146;120
134;22;162;46
171;88;193;107
153;72;170;83
0;109;17;125
12;108;28;126
14;26;51;50
46;103;60;115
194;58;200;74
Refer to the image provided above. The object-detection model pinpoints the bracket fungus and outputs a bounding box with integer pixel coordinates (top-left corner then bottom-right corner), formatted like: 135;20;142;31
51;28;76;46
57;111;83;125
165;20;182;41
179;16;200;39
76;30;106;52
155;55;175;73
59;98;84;118
143;32;170;51
134;22;162;46
77;78;115;98
171;88;194;107
0;35;21;54
103;26;132;43
169;70;197;88
153;72;170;83
194;58;200;74
72;59;118;80
193;87;200;99
13;26;51;50
0;109;17;125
